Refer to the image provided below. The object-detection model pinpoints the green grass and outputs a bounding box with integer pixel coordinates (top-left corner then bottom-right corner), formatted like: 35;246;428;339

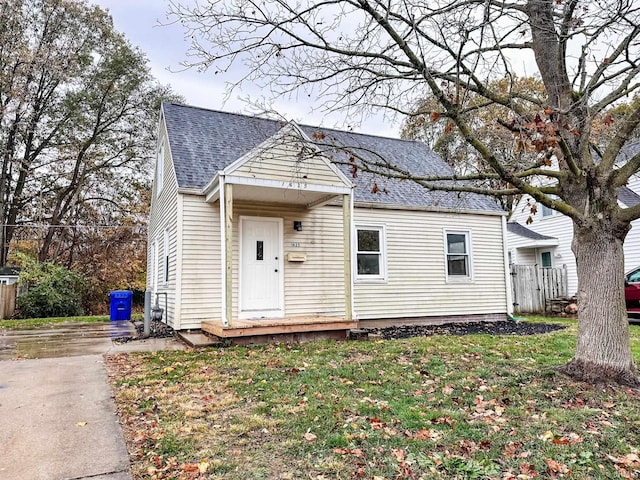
0;313;142;329
106;318;640;479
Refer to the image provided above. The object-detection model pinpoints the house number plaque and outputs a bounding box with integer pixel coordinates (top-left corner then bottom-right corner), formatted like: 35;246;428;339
290;242;301;247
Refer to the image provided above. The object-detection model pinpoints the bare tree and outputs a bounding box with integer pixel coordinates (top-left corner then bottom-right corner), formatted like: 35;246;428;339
0;0;176;266
169;0;640;385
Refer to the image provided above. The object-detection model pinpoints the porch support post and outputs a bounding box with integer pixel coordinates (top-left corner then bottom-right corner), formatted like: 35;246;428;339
343;193;353;321
224;183;234;326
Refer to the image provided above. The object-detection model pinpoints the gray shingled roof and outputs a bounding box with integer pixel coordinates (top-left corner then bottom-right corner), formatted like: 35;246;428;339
162;102;503;213
619;186;640;207
507;222;557;241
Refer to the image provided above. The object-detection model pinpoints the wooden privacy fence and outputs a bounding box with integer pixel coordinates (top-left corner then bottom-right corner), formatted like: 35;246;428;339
0;284;17;319
510;264;568;314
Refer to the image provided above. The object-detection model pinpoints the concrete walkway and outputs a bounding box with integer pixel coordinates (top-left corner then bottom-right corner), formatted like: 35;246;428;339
0;323;185;479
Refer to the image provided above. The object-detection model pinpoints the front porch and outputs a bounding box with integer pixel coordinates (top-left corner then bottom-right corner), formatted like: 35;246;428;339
201;315;358;339
200;123;356;330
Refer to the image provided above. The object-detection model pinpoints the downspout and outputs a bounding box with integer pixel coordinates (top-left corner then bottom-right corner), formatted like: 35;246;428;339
349;186;356;321
501;216;516;319
218;173;228;326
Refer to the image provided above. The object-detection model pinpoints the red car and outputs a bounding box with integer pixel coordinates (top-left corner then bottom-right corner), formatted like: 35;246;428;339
625;267;640;313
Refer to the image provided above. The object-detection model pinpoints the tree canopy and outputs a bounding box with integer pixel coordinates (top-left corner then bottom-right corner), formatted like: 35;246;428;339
0;0;176;273
170;0;640;385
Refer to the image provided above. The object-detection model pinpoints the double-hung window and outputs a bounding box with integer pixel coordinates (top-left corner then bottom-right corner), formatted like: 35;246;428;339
356;225;386;281
445;230;473;280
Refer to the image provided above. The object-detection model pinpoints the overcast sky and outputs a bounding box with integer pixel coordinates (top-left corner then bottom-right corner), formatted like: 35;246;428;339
94;0;400;137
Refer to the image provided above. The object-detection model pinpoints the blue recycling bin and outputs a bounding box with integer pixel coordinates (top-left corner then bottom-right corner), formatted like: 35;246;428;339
109;290;133;321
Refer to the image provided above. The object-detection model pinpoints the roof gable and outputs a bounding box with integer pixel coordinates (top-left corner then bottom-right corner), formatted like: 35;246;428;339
161;102;503;213
224;122;353;189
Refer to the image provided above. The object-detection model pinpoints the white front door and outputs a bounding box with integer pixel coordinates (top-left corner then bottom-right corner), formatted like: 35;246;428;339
240;217;283;318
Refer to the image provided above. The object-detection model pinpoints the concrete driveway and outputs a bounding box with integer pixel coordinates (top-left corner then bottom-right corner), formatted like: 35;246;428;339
0;322;184;479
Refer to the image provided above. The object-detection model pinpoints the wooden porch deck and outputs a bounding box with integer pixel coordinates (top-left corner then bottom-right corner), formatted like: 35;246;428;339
201;316;357;338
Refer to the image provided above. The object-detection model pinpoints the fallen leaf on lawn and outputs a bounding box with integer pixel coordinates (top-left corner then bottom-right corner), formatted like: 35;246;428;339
198;459;209;474
606;453;640;466
392;448;405;462
181;463;200;473
414;428;433;440
539;430;554;442
76;421;87;427
304;431;317;442
545;458;571;477
552;433;582;445
519;462;538;478
503;441;522;457
163;366;175;374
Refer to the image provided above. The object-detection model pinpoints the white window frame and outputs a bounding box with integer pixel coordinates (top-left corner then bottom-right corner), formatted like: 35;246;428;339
541;204;554;217
540;194;557;218
444;229;474;282
354;224;387;282
156;144;164;197
162;230;169;286
540;250;553;268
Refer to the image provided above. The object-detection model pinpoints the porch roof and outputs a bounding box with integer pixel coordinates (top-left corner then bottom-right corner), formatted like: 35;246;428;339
507;222;559;248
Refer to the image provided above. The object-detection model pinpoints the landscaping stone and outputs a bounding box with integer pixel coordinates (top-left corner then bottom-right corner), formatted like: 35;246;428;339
363;320;566;340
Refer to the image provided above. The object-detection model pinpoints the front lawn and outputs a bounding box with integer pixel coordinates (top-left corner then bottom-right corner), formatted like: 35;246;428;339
0;313;142;330
106;318;640;479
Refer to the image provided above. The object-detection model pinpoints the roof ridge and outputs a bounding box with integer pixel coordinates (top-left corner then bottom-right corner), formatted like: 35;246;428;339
163;101;424;145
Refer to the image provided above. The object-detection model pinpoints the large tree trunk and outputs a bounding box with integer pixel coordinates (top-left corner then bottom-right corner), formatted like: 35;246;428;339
560;224;640;386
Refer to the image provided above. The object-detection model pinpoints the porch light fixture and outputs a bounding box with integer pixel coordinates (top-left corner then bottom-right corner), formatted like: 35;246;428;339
293;221;303;231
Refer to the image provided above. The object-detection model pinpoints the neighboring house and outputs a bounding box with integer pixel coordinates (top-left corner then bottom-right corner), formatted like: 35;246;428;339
147;102;511;337
508;143;640;296
0;267;20;285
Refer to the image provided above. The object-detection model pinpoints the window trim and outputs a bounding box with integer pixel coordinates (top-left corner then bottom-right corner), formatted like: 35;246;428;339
540;194;557;218
443;229;474;282
156;144;164;197
354;224;387;282
540;250;553;268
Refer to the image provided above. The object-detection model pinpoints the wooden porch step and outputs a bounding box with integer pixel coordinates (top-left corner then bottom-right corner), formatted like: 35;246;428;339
201;316;357;338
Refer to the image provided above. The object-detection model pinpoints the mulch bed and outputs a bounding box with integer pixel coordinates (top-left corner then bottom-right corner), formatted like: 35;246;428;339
364;320;566;340
113;319;175;343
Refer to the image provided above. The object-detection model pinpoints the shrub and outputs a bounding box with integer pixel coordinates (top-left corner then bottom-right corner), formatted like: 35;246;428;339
16;256;86;318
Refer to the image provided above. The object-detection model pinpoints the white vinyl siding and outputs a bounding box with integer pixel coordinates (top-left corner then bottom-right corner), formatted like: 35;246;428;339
353;208;507;320
231;202;345;318
509;194;577;294
156;145;164;197
177;198;347;327
179;194;221;330
147;120;179;328
230;135;348;188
